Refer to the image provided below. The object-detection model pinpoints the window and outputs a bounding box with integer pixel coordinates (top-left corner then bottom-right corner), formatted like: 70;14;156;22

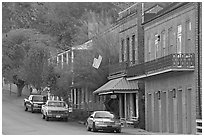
186;20;192;53
148;37;151;61
177;25;182;53
168;27;173;54
161;30;166;56
155;33;159;59
126;37;130;63
132;35;135;64
121;39;124;62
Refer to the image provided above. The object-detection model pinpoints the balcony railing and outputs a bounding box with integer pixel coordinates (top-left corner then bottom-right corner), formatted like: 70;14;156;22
109;62;128;76
127;53;195;78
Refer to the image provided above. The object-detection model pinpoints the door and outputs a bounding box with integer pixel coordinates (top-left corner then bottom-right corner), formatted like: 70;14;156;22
177;90;183;134
161;92;167;132
186;88;192;134
168;91;174;133
147;94;152;131
154;92;159;132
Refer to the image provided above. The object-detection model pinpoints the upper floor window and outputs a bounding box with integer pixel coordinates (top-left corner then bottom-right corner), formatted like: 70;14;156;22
177;25;182;53
168;27;173;54
185;20;192;53
155;33;159;59
148;36;151;61
161;30;166;56
132;35;136;64
121;39;124;62
126;37;130;62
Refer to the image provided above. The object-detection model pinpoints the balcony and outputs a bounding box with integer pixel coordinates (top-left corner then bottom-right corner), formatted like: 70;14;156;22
109;62;128;78
127;53;195;79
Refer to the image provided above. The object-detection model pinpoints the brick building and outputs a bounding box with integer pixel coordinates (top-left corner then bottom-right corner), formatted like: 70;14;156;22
94;3;146;128
127;2;202;134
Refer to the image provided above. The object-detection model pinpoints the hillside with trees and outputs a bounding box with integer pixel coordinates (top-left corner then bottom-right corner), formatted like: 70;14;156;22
2;2;127;96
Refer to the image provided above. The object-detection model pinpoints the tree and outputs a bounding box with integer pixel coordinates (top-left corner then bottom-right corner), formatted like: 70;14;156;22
2;2;120;96
2;28;56;96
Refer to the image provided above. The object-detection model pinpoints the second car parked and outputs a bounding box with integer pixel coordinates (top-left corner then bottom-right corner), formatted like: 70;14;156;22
41;100;69;121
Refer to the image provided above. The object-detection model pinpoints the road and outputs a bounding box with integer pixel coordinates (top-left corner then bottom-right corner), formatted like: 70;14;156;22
2;90;145;135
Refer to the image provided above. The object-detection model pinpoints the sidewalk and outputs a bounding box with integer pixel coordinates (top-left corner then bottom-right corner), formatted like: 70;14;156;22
77;120;153;135
77;120;177;135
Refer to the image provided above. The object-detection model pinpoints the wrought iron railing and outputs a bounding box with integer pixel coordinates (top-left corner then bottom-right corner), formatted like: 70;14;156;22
127;53;195;77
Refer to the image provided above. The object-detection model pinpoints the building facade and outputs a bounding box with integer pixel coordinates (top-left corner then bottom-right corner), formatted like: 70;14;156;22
48;40;105;112
94;3;145;128
127;2;202;134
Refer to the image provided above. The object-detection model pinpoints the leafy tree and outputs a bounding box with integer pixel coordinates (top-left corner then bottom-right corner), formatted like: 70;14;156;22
2;28;56;96
3;2;119;50
2;2;120;96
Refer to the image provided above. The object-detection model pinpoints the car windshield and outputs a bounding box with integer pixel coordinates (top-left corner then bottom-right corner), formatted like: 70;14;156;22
33;96;44;102
94;112;114;119
48;102;65;107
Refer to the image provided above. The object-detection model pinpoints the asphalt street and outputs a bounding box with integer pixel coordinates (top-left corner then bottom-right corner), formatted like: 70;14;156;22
2;90;153;135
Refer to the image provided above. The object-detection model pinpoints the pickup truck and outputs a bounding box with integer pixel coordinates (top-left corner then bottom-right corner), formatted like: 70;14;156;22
24;95;47;113
41;100;69;121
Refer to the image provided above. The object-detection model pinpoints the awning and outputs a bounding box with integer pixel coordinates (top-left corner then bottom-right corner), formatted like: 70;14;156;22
93;77;138;95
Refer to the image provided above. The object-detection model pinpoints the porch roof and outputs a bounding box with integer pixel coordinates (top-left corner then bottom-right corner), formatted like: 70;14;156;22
93;77;138;95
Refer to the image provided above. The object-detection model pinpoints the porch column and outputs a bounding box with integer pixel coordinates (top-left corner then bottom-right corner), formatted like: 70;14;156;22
136;93;139;118
70;89;73;105
124;93;127;120
81;88;84;109
61;54;63;69
119;94;122;118
77;88;80;109
74;88;76;108
57;56;59;66
130;93;133;118
66;51;69;65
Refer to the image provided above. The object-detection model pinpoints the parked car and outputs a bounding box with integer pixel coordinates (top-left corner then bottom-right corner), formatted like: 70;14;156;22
86;111;122;133
24;94;47;113
41;100;69;121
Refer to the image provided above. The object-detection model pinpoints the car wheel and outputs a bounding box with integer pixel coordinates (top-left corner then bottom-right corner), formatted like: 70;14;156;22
42;113;45;119
25;106;28;111
86;123;91;131
45;114;49;121
92;123;97;132
116;129;121;133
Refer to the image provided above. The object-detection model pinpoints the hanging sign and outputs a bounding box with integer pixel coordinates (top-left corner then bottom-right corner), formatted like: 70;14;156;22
110;95;117;99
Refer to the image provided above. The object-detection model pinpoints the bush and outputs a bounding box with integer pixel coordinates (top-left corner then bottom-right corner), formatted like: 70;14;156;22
69;109;90;122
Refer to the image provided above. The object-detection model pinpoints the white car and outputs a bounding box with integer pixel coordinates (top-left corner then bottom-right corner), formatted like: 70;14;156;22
41;100;69;121
86;111;122;133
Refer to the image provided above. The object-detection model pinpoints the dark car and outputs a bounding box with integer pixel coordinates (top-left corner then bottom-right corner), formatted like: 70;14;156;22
24;95;47;113
86;111;122;133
